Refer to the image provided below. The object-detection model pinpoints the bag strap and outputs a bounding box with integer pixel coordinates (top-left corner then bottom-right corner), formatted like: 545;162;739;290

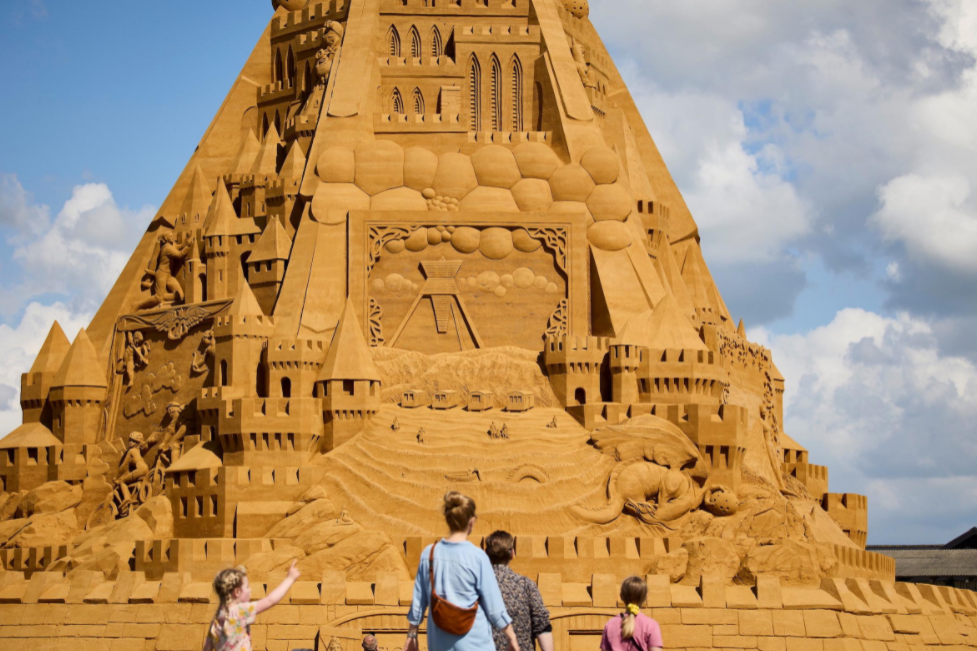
429;541;437;598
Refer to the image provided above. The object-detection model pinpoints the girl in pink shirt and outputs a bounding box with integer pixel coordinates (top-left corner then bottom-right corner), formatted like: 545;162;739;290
202;561;300;651
600;576;664;651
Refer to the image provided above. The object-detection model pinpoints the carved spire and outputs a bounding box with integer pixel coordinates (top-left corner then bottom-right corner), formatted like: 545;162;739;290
251;124;283;177
29;321;71;376
317;298;381;382
279;141;307;181
737;319;746;337
228;129;262;176
179;164;214;221
227;280;265;318
250;217;292;264
52;328;107;389
618;294;706;351
202;183;238;237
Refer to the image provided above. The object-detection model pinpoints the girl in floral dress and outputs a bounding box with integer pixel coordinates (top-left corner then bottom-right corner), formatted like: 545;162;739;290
203;560;301;651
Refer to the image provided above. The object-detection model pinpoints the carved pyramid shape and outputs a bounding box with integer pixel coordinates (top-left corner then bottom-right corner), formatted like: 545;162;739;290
0;0;880;600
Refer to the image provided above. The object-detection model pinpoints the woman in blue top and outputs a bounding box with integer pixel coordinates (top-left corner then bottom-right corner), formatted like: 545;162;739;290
404;492;520;651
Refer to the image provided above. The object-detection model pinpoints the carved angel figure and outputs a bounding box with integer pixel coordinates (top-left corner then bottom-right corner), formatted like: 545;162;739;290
315;20;345;84
137;231;195;311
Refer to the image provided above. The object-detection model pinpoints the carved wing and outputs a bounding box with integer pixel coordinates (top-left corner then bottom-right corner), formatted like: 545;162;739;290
591;413;703;473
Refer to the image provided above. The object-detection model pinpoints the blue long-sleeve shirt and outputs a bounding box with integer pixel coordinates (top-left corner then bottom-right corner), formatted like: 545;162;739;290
407;539;513;651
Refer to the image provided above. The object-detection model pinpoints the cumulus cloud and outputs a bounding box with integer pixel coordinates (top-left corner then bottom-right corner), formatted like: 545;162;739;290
872;174;977;274
1;181;153;315
753;308;977;542
595;0;977;331
0;302;92;436
0;174;50;240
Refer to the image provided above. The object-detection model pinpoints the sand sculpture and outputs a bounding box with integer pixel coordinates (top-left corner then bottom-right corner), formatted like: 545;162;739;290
3;1;977;650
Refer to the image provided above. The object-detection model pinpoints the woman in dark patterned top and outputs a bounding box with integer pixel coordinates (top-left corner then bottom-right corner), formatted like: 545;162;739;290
486;530;555;651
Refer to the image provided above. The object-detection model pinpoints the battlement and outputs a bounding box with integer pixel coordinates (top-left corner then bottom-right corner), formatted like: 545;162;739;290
786;461;829;500
609;343;644;371
378;55;454;68
456;24;540;41
0;545;70;576
271;0;349;34
823;493;869;548
635;198;671;219
467;130;552;145
266;180;301;201
380;0;527;16
545;334;611;355
637;348;728;405
215;313;276;332
374;113;465;133
238;173;278;189
258;79;297;105
135;538;273;580
829;544;894;580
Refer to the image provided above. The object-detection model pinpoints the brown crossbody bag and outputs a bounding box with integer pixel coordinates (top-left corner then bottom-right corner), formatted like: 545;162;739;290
429;542;479;635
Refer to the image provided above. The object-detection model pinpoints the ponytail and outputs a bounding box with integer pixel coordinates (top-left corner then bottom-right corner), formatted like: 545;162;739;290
619;576;648;640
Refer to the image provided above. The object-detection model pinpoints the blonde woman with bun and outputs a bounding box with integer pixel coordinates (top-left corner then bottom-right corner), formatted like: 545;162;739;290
600;576;663;651
405;492;520;651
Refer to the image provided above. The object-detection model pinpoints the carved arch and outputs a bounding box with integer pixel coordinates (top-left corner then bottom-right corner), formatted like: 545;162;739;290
391;88;405;114
411;87;425;115
408;26;422;58
387;25;401;57
490;54;503;131
430;26;443;58
274;49;283;84
468;55;481;131
509;55;523;131
285;46;295;85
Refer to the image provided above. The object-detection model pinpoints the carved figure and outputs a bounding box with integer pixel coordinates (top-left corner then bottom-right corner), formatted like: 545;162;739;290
147;402;190;468
190;329;215;375
337;506;354;525
500;423;509;439
572;42;597;89
546;416;558;428
573;415;709;529
114;431;150;508
325;639;343;651
391;417;400;431
489;422;499;438
315;20;345;84
122;331;151;387
137;232;195;311
417;427;425;444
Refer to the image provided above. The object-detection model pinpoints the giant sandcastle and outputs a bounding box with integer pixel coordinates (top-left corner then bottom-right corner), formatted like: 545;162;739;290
3;1;977;650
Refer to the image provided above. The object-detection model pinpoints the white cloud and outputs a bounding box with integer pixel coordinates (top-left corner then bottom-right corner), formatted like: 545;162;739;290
752;308;977;542
0;174;50;240
0;302;92;436
8;182;153;313
872;174;977;274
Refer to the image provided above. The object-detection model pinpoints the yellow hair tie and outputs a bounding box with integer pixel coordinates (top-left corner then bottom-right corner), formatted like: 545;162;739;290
626;603;640;616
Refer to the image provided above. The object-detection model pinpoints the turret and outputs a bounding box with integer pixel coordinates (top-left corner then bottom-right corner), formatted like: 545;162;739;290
315;299;381;452
202;183;260;302
543;335;609;406
222;129;261;206
49;328;107;447
655;403;748;492
247;216;292;315
20;321;70;427
609;343;643;405
212;282;276;400
239;125;282;225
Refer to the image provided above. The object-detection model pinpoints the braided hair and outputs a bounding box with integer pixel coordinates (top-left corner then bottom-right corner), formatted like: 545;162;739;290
212;567;248;617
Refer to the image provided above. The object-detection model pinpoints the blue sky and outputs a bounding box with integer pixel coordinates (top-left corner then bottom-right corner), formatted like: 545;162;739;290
1;0;976;544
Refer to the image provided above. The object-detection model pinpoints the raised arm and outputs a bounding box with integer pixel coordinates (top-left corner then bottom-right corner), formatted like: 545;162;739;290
255;561;300;614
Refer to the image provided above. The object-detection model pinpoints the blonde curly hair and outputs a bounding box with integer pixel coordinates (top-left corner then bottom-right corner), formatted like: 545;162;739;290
213;566;248;614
